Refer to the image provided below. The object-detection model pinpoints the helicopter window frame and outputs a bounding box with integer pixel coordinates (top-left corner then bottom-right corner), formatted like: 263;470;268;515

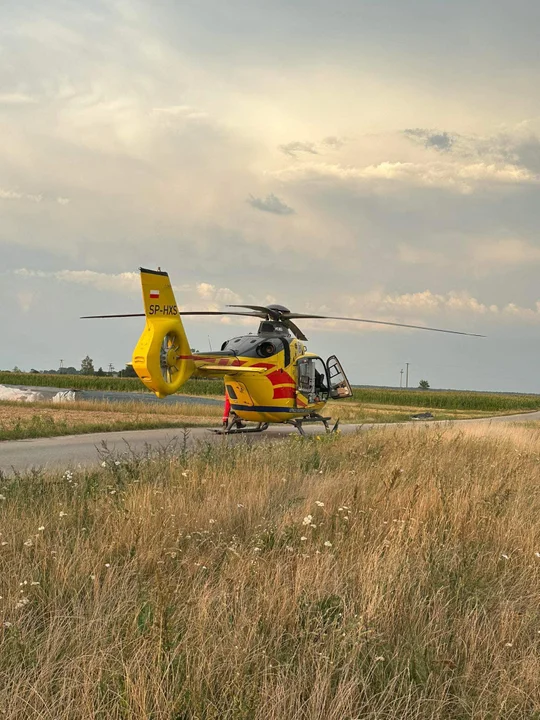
295;356;329;404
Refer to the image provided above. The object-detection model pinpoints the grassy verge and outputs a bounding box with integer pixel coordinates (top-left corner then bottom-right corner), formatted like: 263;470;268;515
0;371;224;395
329;399;530;424
0;399;222;441
1;425;540;717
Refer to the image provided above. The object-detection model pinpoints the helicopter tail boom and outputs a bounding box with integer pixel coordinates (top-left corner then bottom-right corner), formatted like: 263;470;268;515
132;268;196;398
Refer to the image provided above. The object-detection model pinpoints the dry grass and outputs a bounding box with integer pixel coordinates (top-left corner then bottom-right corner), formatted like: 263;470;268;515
0;399;223;440
329;400;521;423
1;425;540;718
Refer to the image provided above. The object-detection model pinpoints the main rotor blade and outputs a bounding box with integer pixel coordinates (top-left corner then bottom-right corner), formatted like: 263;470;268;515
81;313;146;319
227;304;281;319
281;318;308;341
81;311;266;319
284;313;485;337
182;311;266;318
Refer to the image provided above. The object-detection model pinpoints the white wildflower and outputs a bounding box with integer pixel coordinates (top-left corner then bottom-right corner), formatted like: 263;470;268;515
501;554;510;560
375;656;385;662
324;541;333;547
209;519;216;524
505;642;513;647
23;539;33;547
101;461;107;467
30;581;40;586
303;515;313;525
38;526;45;532
0;495;5;501
300;536;307;541
16;597;29;609
105;563;110;568
59;511;67;518
315;501;325;507
181;472;188;477
535;552;540;558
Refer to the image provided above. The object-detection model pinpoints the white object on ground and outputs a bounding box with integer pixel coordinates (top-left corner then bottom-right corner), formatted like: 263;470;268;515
0;385;47;402
52;390;78;403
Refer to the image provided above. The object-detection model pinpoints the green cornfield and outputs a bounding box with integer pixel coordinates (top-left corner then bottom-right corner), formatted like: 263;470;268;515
0;372;224;396
352;386;540;411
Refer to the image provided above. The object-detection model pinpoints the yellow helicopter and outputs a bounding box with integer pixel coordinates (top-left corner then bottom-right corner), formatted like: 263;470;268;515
83;268;483;435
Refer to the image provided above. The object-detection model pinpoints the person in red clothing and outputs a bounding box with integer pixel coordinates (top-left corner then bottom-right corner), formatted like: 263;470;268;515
222;389;231;427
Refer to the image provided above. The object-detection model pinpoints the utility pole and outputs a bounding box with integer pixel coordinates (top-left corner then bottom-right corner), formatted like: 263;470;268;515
400;368;404;388
59;359;64;374
405;362;410;389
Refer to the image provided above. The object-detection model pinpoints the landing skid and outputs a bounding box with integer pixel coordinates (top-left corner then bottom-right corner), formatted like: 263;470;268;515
288;414;340;436
210;419;270;435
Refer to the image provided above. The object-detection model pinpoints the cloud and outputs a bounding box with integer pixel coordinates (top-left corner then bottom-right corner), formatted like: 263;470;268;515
470;238;540;267
13;269;140;294
404;128;455;152
273;159;539;192
247;193;295;215
196;282;242;306
0;189;43;202
278;141;319;158
404;125;540;176
397;245;447;266
0;93;38;106
321;136;346;149
321;288;540;326
151;105;209;121
10;269;244;308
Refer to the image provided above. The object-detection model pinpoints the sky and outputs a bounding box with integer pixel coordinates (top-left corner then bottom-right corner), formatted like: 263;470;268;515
2;0;540;391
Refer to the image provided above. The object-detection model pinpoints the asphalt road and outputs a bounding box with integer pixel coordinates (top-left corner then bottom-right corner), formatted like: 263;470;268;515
4;385;221;406
2;410;540;476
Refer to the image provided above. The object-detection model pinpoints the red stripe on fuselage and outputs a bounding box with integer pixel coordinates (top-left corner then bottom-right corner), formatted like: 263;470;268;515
267;369;295;386
273;386;296;400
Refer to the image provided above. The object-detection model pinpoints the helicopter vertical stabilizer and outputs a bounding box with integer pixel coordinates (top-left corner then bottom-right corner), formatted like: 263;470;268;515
132;268;195;398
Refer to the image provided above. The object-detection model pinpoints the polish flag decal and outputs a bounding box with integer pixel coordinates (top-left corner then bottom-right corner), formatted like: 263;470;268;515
149;290;160;299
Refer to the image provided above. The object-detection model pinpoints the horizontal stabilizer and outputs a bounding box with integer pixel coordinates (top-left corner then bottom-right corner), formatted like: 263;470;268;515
197;365;266;376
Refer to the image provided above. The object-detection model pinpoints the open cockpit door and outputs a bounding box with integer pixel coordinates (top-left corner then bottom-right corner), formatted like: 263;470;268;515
326;355;353;399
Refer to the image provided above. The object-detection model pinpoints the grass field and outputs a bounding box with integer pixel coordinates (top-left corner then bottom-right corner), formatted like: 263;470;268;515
1;424;540;718
0;399;222;441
